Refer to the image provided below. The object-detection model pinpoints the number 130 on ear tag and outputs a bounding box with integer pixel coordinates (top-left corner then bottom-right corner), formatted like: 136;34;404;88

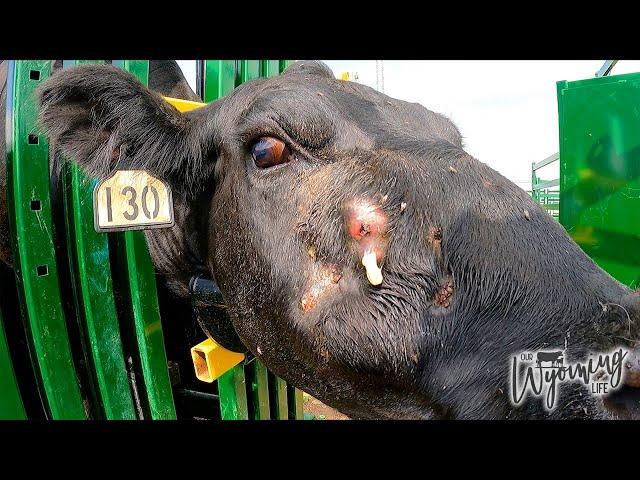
93;170;175;232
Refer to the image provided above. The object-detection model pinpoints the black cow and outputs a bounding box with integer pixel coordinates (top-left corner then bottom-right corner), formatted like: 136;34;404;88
536;351;564;368
2;60;640;419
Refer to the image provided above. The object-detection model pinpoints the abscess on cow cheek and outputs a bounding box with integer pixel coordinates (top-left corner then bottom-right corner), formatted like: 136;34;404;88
343;199;389;285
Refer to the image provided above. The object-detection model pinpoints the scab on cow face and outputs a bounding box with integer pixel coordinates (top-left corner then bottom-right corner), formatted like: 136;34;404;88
37;61;640;419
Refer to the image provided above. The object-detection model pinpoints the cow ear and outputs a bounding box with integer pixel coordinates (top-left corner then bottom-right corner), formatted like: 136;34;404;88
37;64;213;194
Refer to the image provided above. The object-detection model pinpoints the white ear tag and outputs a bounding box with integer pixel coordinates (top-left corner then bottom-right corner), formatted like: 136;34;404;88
93;170;175;232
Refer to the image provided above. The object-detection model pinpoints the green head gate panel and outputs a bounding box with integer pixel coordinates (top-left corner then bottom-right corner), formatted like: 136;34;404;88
5;60;87;419
558;72;640;288
1;59;304;420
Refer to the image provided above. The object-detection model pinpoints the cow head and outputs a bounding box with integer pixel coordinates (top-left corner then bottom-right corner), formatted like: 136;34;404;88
37;61;640;419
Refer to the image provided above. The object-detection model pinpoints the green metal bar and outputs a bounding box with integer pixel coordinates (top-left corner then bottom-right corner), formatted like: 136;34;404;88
261;60;280;78
0;309;26;419
59;59;136;419
531;164;538;203
202;60;236;102
112;60;149;85
5;60;86;419
112;60;176;419
62;164;136;419
251;360;271;419
217;364;249;420
268;371;289;419
532;152;559;171
240;60;260;83
279;60;292;74
202;59;250;419
120;231;176;418
538;204;560;212
287;384;304;420
533;179;560;190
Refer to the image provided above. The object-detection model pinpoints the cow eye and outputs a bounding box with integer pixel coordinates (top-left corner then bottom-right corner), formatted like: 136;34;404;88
251;137;292;168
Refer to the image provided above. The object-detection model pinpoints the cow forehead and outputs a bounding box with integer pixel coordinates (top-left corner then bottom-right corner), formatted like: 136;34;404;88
224;75;433;142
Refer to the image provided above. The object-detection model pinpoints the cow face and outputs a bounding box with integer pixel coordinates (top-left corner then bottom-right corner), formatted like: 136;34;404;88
37;61;640;419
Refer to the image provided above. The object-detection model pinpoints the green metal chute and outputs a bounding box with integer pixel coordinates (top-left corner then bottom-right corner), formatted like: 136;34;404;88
557;72;640;288
2;59;304;420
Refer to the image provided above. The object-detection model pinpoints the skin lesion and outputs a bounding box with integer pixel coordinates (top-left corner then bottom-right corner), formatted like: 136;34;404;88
426;225;443;247
434;280;454;308
300;262;343;313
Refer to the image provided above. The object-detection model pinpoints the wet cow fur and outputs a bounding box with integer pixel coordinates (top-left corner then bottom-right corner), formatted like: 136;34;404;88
3;60;640;419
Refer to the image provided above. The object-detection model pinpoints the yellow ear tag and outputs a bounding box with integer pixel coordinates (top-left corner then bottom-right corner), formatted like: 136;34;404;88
93;170;175;232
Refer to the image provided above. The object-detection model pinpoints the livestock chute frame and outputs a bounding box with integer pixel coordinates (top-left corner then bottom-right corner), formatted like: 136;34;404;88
0;59;304;420
557;71;640;289
529;68;640;289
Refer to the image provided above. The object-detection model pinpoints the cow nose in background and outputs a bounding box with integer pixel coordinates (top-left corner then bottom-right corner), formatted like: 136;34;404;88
344;198;389;286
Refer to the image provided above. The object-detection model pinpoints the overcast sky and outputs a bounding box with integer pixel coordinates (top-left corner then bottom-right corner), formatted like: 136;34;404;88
176;60;640;191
